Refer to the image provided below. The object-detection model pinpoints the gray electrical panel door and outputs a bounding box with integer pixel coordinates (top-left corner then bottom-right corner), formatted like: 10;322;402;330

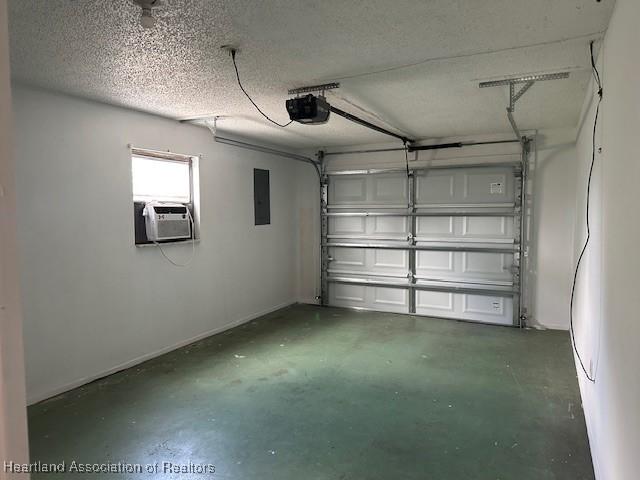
254;168;270;225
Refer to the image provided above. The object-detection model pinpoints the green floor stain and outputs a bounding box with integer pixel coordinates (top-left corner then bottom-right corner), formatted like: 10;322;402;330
28;305;594;479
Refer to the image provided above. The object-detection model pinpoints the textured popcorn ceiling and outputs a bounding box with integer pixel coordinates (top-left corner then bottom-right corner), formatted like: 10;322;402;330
8;0;614;148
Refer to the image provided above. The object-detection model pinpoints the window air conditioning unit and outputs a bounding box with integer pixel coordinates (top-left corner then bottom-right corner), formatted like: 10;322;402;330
143;202;192;242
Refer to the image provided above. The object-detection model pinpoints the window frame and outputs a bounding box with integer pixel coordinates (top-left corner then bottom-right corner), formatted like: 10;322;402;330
130;146;201;246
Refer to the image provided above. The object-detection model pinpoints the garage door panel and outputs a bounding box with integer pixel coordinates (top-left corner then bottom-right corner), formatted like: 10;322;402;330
416;217;454;236
462;170;514;203
416;251;454;273
369;248;408;276
331;248;366;267
330;284;366;305
416;291;454;312
325;161;521;326
329;284;409;314
416;251;512;283
415;168;515;206
331;177;367;203
462;216;511;237
462;252;511;278
461;295;513;325
372;174;407;203
373;287;409;313
415;292;513;325
416;216;513;240
374;249;408;269
329;213;407;240
329;248;407;277
464;295;505;315
373;216;407;235
416;173;455;204
331;216;366;235
329;174;408;206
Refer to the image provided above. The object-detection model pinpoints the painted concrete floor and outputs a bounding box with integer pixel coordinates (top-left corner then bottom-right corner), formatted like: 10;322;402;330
28;305;594;479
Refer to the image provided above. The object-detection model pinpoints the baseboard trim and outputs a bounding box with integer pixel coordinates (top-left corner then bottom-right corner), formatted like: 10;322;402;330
298;298;320;305
527;319;569;331
535;323;569;331
27;300;297;405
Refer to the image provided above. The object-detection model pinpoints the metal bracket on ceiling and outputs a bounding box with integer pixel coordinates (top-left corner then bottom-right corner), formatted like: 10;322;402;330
509;81;534;111
288;83;340;96
479;72;570;144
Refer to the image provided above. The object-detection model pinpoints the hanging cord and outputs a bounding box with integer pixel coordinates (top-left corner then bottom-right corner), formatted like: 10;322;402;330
403;140;410;178
153;207;196;268
569;40;603;384
229;49;293;128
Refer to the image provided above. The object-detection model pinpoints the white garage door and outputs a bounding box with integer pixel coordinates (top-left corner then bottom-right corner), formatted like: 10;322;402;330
321;162;525;326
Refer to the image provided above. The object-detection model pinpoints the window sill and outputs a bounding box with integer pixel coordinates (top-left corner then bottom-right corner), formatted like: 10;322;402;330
135;239;200;248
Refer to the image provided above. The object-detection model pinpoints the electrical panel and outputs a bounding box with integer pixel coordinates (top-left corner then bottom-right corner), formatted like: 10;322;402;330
254;169;271;225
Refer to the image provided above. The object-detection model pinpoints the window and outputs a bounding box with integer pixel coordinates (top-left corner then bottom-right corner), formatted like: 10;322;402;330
132;155;192;203
130;147;200;245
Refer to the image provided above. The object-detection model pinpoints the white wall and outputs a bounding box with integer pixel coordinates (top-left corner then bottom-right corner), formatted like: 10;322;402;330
573;0;640;477
530;129;578;330
298;132;577;330
294;160;321;305
13;85;304;404
0;0;30;471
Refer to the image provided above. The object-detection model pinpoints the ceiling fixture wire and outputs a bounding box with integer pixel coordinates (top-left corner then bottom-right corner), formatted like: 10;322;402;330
326;31;604;82
569;40;603;384
228;49;293;128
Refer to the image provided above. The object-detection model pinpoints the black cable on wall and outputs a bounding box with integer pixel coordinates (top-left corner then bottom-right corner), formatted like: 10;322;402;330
569;40;603;384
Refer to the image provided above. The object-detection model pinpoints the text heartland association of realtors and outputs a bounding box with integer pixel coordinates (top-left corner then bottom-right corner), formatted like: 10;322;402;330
4;460;216;474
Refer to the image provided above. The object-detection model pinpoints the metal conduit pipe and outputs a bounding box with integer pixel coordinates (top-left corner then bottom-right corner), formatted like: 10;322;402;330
507;108;524;144
324;139;521;156
198;119;323;181
213;136;321;174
